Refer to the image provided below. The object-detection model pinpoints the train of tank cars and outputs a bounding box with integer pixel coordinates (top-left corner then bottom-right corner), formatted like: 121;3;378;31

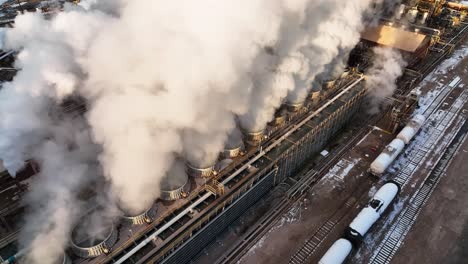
318;114;426;264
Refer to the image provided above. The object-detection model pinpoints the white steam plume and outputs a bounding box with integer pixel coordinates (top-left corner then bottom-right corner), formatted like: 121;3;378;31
0;0;389;263
82;0;281;212
365;46;407;113
288;0;373;105
19;117;99;264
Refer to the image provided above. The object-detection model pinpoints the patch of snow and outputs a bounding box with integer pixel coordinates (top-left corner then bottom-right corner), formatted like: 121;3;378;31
434;45;468;75
323;158;361;182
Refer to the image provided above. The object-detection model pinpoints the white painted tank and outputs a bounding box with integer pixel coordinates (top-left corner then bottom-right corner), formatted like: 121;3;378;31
348;183;399;238
396;114;426;144
318;239;353;264
372;182;399;212
369;139;405;176
406;8;418;23
395;4;406;20
418;11;429;25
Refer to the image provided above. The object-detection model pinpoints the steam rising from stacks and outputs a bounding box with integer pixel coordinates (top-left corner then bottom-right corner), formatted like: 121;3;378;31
365;46;407;113
0;0;386;263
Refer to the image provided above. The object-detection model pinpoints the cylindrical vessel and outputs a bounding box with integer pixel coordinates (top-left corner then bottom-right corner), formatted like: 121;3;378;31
223;128;244;158
372;182;400;212
322;79;336;90
395;4;406;20
340;70;350;80
121;205;157;225
346;183;399;240
186;163;214;178
369;139;405;176
286;101;304;112
161;166;190;200
406;8;418;23
396;114;425;144
310;91;321;100
417;11;429;25
71;224;118;258
222;146;242;159
243;130;265;146
319;239;353;264
272;114;286;126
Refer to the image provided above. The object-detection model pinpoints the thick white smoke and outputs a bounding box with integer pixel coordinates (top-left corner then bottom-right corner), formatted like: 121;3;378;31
0;0;386;263
287;0;373;104
365;46;407;113
19;117;100;264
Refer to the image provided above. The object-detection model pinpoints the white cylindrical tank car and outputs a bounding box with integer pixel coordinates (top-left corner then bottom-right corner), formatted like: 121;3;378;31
369;139;405;176
397;114;426;144
318;239;353;264
345;182;400;242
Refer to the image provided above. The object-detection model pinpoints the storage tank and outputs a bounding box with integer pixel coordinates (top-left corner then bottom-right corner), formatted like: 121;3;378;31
369;139;405;176
71;221;118;258
406;7;418;23
417;11;429;25
162;160;190;200
346;182;399;241
318;239;353;264
121;205;157;225
396;114;425;144
395;4;406;20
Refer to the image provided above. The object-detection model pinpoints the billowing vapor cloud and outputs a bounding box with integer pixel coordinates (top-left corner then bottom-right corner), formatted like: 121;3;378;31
365;46;407;113
81;0;281;212
19;116;100;264
287;0;373;105
0;0;387;262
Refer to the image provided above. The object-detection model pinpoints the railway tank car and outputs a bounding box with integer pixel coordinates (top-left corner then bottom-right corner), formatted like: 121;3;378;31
318;239;353;264
318;182;400;264
370;114;426;176
345;182;400;243
396;114;426;144
369;138;405;176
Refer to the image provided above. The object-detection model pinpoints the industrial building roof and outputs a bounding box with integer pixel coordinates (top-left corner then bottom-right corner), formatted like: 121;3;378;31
361;25;428;53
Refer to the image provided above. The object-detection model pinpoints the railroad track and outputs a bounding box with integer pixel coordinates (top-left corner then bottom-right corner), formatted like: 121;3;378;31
283;27;468;264
288;179;373;264
369;118;468;264
215;111;381;264
392;83;468;188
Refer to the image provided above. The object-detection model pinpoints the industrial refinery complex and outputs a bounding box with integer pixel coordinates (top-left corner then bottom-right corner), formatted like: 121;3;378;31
0;0;468;264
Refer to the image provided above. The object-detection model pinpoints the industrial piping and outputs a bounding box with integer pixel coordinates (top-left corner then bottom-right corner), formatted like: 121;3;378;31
114;76;365;264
